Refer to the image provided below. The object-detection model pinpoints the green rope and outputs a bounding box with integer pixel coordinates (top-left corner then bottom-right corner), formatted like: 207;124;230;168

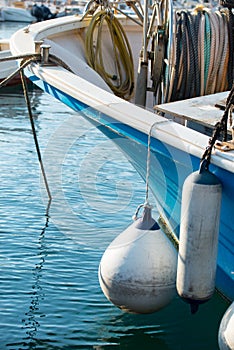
204;11;211;93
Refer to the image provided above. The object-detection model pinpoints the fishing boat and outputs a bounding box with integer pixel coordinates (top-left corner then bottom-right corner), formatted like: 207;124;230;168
0;38;20;85
0;1;81;23
1;5;36;22
9;0;234;314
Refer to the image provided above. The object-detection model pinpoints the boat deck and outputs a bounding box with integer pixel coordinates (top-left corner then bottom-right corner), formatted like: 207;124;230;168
154;91;234;163
154;91;232;137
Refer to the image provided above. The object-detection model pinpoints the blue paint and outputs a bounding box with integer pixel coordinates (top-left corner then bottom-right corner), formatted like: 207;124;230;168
27;72;234;302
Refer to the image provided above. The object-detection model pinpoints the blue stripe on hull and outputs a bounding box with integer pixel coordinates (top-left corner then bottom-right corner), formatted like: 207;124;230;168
31;76;234;302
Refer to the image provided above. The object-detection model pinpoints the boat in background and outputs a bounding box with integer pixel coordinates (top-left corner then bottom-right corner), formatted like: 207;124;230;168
0;38;21;85
9;0;234;326
0;0;84;22
0;0;37;22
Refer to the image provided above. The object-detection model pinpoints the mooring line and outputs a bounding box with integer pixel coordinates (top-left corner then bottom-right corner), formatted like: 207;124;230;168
0;48;73;202
0;55;39;88
19;62;52;202
0;52;40;63
0;49;52;202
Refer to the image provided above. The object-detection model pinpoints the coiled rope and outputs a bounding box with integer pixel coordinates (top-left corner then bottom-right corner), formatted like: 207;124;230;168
157;6;233;103
85;10;134;100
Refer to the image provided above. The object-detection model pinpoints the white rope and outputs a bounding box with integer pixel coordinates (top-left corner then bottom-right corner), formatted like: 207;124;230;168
145;123;157;205
132;122;158;220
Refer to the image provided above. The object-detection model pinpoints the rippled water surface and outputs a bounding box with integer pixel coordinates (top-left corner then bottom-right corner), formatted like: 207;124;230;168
0;22;230;350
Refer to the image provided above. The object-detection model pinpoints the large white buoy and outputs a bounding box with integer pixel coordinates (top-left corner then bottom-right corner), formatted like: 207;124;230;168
218;302;234;350
176;163;222;313
98;205;177;314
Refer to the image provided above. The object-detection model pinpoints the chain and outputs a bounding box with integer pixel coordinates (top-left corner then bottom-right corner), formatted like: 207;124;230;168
200;83;234;170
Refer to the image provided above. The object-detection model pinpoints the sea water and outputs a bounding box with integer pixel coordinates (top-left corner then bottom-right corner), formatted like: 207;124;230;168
0;21;230;349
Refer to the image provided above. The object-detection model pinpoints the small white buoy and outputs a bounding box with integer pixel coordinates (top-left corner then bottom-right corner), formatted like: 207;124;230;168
218;302;234;350
98;205;177;314
176;162;222;313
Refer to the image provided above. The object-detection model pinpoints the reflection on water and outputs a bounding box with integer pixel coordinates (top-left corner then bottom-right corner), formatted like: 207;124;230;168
21;215;49;346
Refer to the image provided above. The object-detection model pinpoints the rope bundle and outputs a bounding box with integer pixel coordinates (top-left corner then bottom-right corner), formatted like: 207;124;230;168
85;10;134;100
161;6;233;103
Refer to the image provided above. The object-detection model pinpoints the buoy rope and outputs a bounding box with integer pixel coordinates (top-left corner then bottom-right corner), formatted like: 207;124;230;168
145;122;158;205
132;121;158;221
145;122;180;248
84;10;134;99
132;122;155;220
201;84;234;168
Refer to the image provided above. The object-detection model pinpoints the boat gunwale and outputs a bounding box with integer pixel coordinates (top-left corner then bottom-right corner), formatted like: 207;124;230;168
9;15;234;174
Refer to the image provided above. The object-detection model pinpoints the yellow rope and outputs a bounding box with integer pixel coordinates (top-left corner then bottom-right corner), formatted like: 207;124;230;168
85;10;134;100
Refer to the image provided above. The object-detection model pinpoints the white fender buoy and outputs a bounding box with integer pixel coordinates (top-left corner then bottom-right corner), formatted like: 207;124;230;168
218;302;234;350
98;205;177;314
176;163;222;313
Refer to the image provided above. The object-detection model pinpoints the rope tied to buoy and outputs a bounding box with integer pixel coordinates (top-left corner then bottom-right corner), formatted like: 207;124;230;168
132;120;180;248
132;122;158;221
200;84;234;169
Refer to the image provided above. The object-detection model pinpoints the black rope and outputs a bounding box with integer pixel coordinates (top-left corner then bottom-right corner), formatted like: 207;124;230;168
226;8;234;89
19;59;52;201
160;8;231;103
184;11;198;99
180;11;188;100
0;51;76;200
0;52;53;200
170;12;182;102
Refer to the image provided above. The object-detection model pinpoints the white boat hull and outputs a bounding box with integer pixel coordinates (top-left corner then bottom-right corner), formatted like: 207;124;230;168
9;15;234;302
